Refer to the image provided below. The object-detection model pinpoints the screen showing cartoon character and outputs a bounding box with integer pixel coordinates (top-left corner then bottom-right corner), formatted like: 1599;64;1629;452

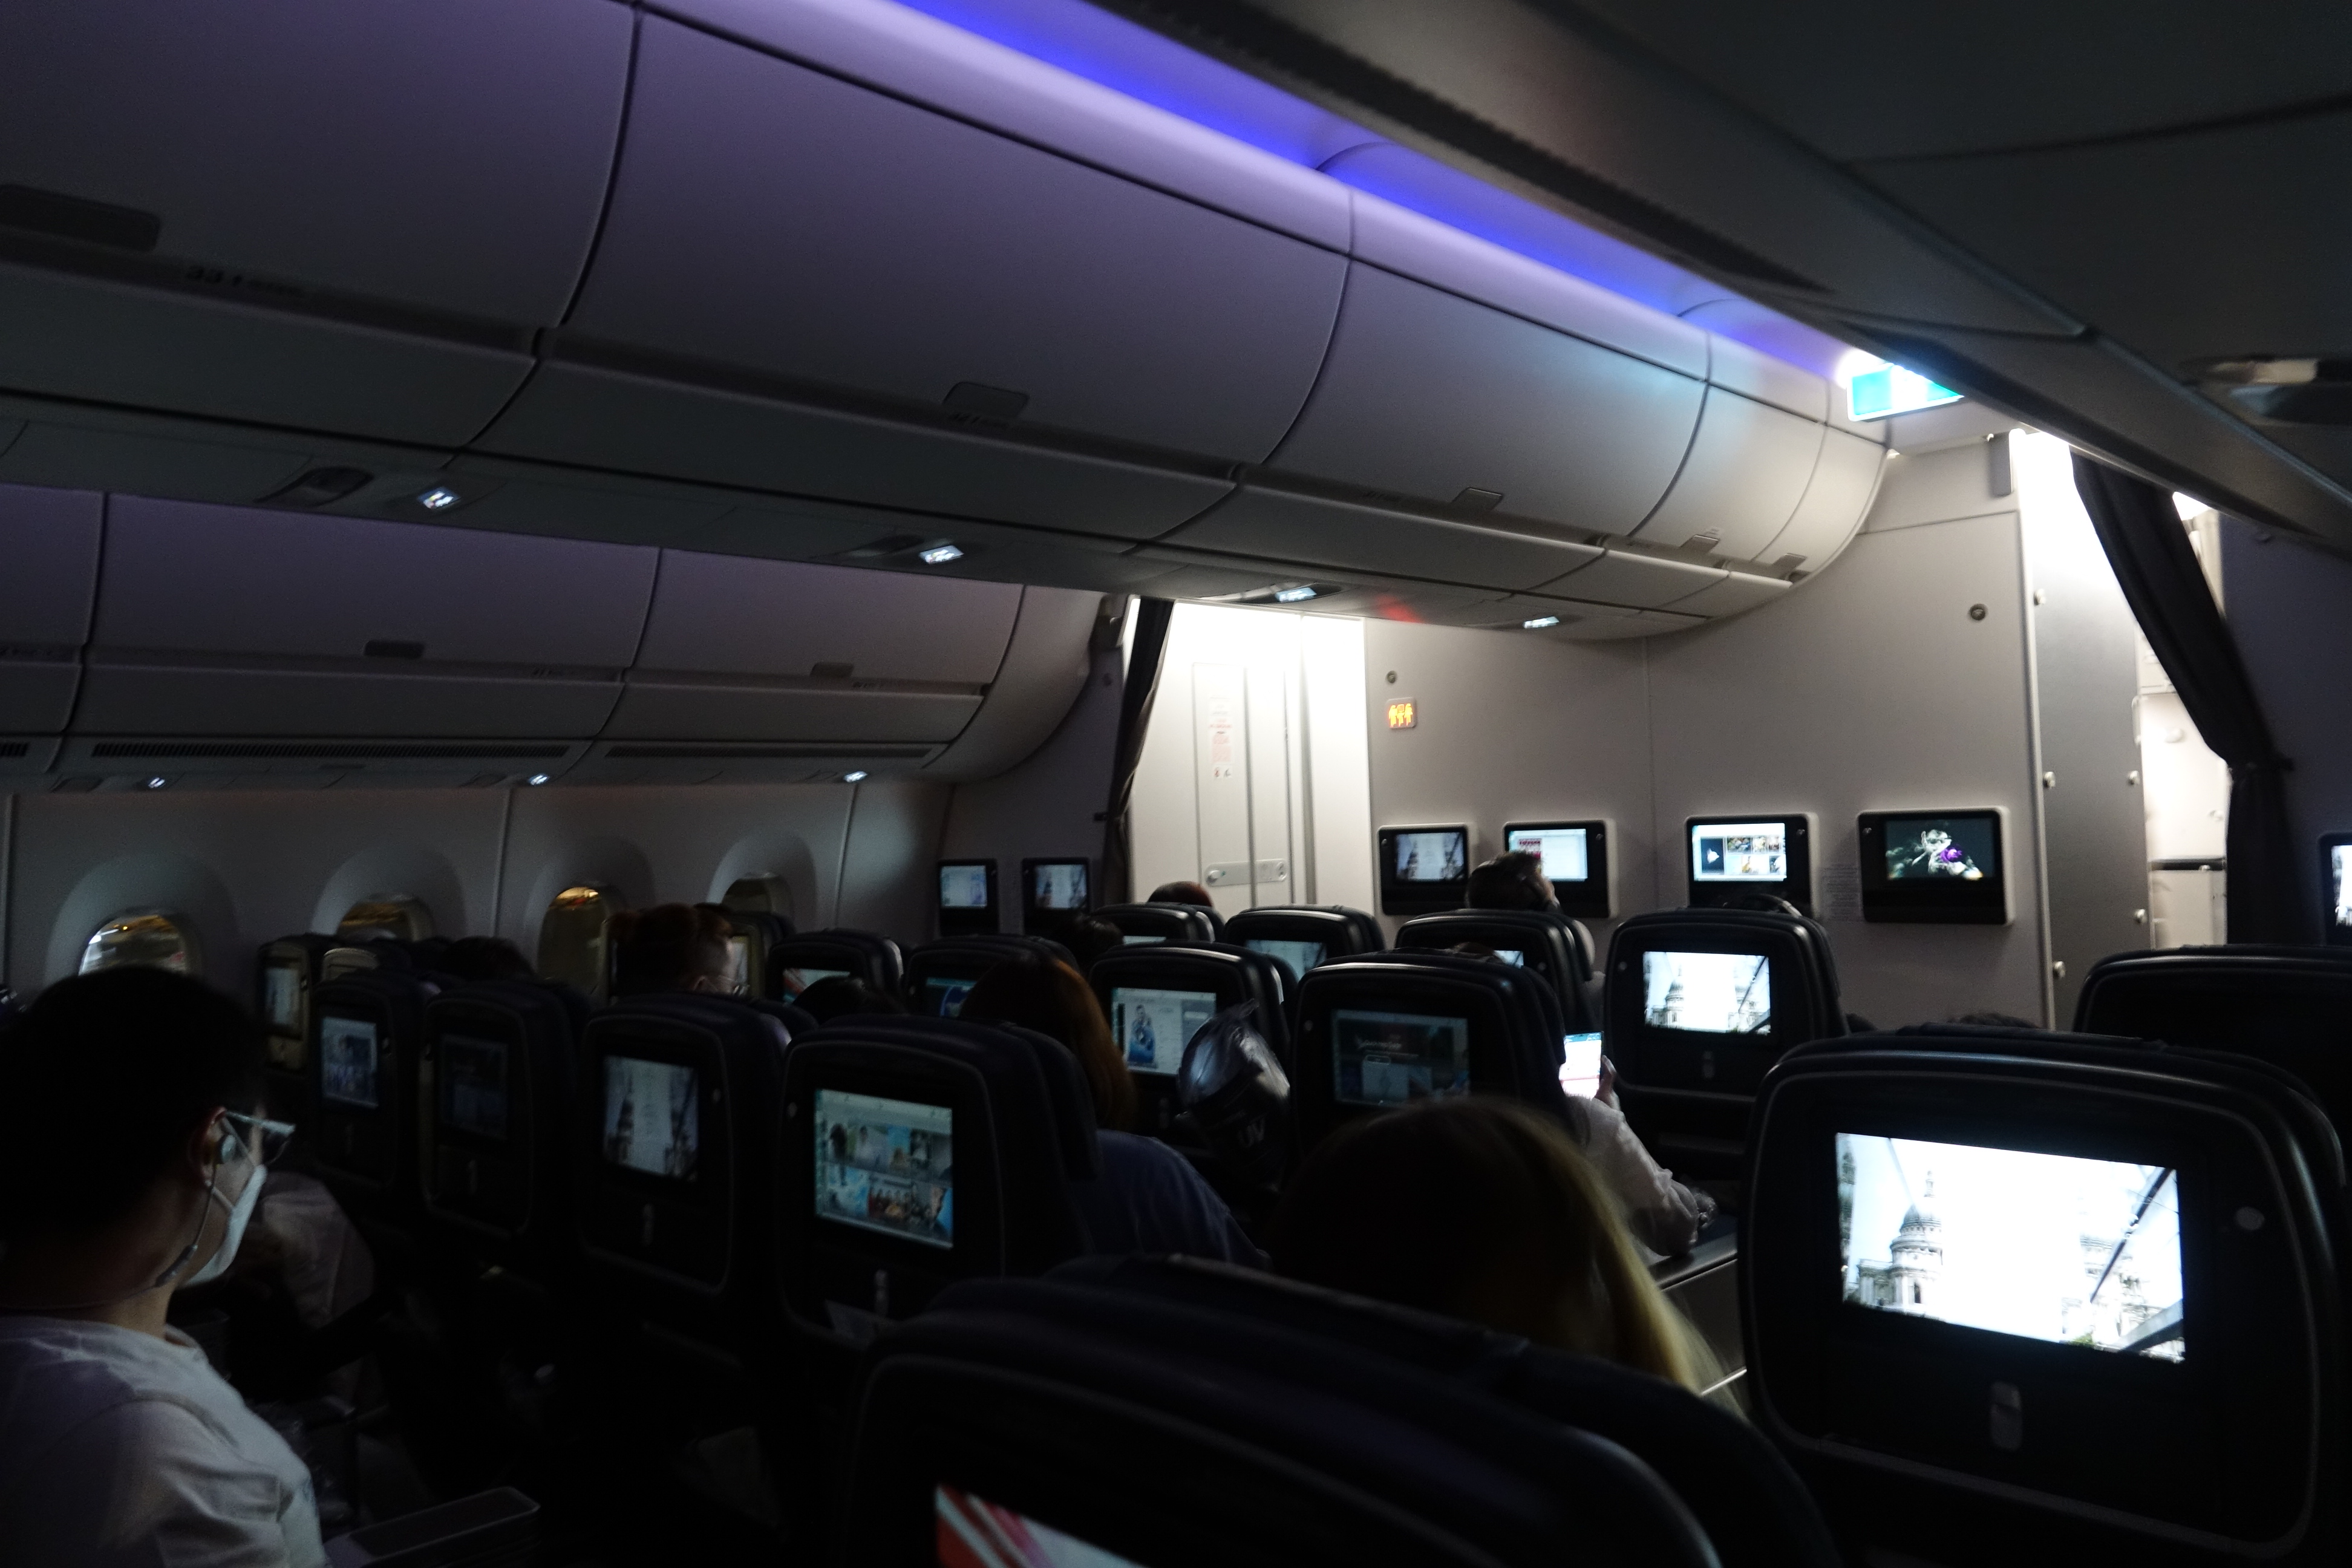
1883;814;1997;881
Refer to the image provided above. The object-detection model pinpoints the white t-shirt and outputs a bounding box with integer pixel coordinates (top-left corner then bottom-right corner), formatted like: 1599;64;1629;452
0;1316;326;1567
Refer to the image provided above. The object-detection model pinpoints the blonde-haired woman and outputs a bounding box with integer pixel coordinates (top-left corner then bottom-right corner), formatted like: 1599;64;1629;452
1270;1096;1723;1395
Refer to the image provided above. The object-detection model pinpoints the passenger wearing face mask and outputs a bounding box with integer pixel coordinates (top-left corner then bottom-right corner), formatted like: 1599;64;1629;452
0;967;323;1568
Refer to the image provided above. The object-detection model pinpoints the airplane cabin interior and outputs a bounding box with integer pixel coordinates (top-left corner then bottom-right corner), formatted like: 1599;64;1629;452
0;2;2348;1566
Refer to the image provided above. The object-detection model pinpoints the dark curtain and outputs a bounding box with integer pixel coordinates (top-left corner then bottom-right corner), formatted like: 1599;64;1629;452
1099;597;1176;906
2071;455;2306;942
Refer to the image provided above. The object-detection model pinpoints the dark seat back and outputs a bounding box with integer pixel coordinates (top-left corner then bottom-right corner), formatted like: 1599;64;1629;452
901;935;1076;1017
1224;904;1384;984
256;932;339;1126
838;1275;1719;1568
1038;1253;1840;1568
2076;945;2352;1139
308;969;439;1247
1092;900;1223;946
766;926;904;1001
718;909;792;997
419;979;583;1276
776;1016;1096;1345
1745;1024;2347;1567
1086;941;1293;1140
1292;952;1570;1154
1604;906;1845;1183
1397;907;1601;1032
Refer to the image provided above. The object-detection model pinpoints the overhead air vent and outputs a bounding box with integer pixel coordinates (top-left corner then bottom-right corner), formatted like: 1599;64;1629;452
0;740;28;758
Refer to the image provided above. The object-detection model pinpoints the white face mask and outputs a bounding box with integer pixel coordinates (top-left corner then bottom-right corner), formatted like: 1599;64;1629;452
180;1163;266;1287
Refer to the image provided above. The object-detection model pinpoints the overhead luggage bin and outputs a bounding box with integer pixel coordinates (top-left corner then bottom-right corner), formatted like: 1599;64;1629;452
0;0;632;442
1760;427;1892;575
1264;249;1707;535
1632;385;1828;560
1167;486;1606;593
563;17;1347;464
1539;550;1728;609
0;483;99;731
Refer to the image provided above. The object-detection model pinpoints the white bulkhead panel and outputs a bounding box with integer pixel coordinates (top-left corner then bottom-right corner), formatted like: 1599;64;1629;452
1632;385;1828;560
608;552;1024;742
0;483;101;731
1762;426;1892;574
564;17;1347;463
1266;213;1708;535
0;0;633;442
80;500;656;736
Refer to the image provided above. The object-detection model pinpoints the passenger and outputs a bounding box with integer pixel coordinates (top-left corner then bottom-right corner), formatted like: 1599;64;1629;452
1271;1096;1721;1396
960;955;1263;1266
1148;880;1218;909
792;975;907;1024
0;968;326;1566
1058;912;1128;975
434;935;535;985
609;903;736;996
1462;852;1716;1254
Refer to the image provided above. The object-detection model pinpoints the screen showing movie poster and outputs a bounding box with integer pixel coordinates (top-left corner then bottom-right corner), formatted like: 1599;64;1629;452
1882;814;1997;881
1641;951;1771;1034
1393;831;1466;883
814;1089;953;1250
1333;1008;1471;1106
936;1485;1142;1568
1110;987;1217;1076
602;1056;699;1180
1690;822;1789;882
1246;938;1325;981
441;1034;509;1140
1031;862;1088;910
1838;1133;2184;1360
318;1015;379;1109
941;864;991;910
1509;826;1590;883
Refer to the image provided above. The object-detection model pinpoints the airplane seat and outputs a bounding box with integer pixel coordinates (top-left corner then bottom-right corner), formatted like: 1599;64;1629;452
901;934;1077;1017
838;1272;1720;1568
2076;945;2352;1139
420;979;586;1284
1093;900;1224;946
306;967;440;1268
765;926;905;1002
1224;904;1385;982
1602;906;1845;1189
1290;951;1572;1156
1031;1252;1840;1568
1745;1024;2347;1567
717;909;793;998
1087;941;1293;1144
1397;907;1602;1033
257;932;341;1129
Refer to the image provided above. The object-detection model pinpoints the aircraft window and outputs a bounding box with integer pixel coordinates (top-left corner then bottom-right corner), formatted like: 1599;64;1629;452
539;885;618;998
722;874;788;917
79;912;197;977
337;895;434;943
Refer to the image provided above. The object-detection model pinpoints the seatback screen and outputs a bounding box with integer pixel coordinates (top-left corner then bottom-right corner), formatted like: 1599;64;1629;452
936;1485;1140;1568
1691;821;1789;881
1333;1008;1471;1106
1031;861;1088;910
1839;1133;2183;1359
939;864;991;910
603;1055;699;1180
263;961;302;1033
815;1089;953;1250
1246;937;1325;978
922;975;977;1018
441;1034;509;1140
319;1015;379;1109
1393;829;1466;883
779;965;851;996
724;935;753;996
1881;812;1997;881
1509;825;1589;883
1642;950;1771;1034
1110;987;1216;1076
2331;844;2352;934
1492;947;1526;967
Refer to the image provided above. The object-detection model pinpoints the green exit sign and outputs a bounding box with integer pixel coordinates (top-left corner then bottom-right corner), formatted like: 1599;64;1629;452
1849;364;1962;420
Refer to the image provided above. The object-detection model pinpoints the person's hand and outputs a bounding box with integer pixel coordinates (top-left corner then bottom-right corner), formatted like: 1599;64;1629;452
1596;1054;1618;1109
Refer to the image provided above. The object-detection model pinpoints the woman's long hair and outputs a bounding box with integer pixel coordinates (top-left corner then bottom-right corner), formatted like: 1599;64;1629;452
959;955;1137;1132
1270;1096;1719;1393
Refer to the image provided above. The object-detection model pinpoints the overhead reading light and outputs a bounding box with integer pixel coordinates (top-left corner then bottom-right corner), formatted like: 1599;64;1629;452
145;776;167;789
2195;357;2352;424
1522;615;1561;630
843;769;869;783
526;774;550;786
1273;586;1318;603
917;544;964;565
416;486;462;511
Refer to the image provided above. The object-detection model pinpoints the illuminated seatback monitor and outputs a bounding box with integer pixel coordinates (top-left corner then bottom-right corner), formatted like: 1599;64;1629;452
1502;818;1613;918
814;1089;953;1250
319;1014;381;1109
937;859;998;936
1109;986;1217;1076
1686;814;1813;913
601;1054;700;1180
1333;1007;1471;1106
1859;809;2009;924
1377;824;1470;916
